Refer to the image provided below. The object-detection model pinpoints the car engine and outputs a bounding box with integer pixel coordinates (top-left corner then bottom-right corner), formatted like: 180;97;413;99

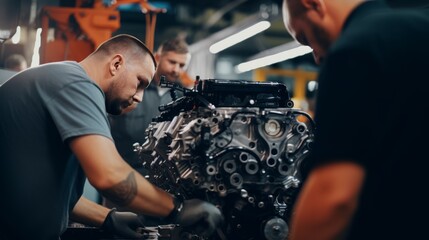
134;77;315;240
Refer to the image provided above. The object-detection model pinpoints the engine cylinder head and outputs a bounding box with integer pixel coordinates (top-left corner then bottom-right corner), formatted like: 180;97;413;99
138;79;315;240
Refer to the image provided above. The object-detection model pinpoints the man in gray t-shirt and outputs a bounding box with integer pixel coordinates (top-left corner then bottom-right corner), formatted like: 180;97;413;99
0;34;222;240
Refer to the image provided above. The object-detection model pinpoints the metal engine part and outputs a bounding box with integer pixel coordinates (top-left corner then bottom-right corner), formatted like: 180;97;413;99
135;78;315;240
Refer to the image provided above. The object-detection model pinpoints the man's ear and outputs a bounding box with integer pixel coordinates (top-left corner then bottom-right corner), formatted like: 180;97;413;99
301;0;325;17
154;52;161;64
109;54;123;76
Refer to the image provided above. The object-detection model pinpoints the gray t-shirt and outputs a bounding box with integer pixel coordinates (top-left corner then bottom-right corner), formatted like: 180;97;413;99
0;61;111;239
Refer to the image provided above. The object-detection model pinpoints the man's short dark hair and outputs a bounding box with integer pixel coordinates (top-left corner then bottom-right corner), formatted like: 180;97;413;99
157;38;189;55
94;34;157;68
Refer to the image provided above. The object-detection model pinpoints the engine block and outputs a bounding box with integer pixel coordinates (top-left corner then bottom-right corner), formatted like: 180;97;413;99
135;78;315;240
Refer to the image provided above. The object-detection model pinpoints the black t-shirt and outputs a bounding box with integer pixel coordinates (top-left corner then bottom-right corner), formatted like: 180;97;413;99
307;2;429;239
0;61;112;239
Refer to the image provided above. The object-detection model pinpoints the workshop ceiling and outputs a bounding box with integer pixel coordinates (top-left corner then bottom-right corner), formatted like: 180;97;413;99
112;0;429;65
12;0;429;67
117;0;289;60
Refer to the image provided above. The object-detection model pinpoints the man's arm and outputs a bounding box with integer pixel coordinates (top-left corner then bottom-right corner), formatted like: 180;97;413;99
289;161;365;240
69;134;174;217
70;196;110;227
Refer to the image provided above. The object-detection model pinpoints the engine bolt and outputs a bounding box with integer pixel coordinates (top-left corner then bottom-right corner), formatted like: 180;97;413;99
240;189;248;198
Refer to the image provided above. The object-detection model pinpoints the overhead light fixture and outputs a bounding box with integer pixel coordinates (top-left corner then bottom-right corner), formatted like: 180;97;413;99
31;28;42;67
209;20;271;54
235;42;313;73
11;26;21;44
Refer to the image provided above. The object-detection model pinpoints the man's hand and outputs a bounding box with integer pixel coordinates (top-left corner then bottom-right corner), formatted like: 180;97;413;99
102;208;144;238
167;198;223;237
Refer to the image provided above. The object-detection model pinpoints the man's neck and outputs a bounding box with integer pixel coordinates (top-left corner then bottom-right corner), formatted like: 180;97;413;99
79;57;104;88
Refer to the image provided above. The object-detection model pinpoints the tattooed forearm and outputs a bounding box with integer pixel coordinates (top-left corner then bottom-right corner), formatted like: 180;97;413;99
100;171;137;207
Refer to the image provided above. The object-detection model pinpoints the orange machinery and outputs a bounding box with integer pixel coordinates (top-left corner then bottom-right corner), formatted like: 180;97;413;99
40;0;165;64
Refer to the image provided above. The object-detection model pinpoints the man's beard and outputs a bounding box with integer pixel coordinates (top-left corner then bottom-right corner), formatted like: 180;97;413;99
106;98;123;115
105;82;131;115
167;74;179;82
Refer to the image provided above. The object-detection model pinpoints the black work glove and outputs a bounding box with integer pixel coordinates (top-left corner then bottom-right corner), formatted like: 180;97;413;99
101;208;144;239
165;198;224;238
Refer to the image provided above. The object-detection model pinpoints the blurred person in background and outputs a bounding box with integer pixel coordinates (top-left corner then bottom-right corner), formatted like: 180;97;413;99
4;53;27;72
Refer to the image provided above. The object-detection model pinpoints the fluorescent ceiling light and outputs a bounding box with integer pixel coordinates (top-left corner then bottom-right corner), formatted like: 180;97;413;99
209;20;271;54
235;45;313;73
31;28;42;67
11;26;21;44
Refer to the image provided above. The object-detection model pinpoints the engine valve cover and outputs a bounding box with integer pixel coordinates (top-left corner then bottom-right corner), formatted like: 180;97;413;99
136;78;315;240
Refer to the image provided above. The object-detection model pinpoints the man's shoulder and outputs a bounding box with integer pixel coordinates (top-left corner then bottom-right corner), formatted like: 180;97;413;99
345;6;429;40
38;61;92;85
37;61;81;71
334;7;429;56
